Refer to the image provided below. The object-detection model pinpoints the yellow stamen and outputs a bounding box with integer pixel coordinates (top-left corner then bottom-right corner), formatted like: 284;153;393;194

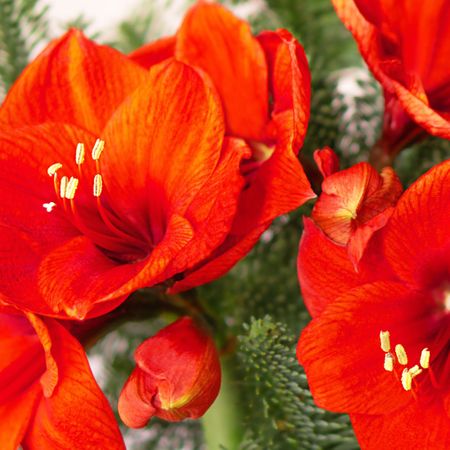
60;176;68;199
408;365;423;378
384;353;394;372
92;139;105;161
65;177;79;200
420;348;430;369
379;330;391;352
401;368;412;391
47;163;62;177
93;174;103;197
75;143;85;165
395;344;408;365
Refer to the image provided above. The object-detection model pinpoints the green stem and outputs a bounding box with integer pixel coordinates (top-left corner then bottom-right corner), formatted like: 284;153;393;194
202;355;245;450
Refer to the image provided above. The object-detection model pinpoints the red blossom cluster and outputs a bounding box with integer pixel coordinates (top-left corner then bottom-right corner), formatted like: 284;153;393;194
0;2;313;447
0;0;448;448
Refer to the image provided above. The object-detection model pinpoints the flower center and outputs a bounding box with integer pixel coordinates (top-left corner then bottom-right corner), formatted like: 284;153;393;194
46;139;148;262
241;140;275;178
445;289;450;313
378;330;431;392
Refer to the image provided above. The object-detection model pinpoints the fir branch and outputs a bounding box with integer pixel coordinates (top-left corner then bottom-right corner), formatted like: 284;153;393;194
0;0;49;91
238;317;359;450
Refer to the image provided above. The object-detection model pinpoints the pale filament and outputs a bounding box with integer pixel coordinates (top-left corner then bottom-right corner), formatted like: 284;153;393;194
46;140;143;251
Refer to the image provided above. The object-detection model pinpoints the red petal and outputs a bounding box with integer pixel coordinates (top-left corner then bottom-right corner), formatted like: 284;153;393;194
391;79;450;138
0;312;43;449
128;35;175;67
101;59;225;234
165;137;249;279
347;207;394;268
351;400;450;449
36;214;194;319
298;282;433;415
297;218;363;317
313;147;340;178
257;29;311;151
24;319;125;449
383;160;450;289
175;2;269;140
118;367;157;428
170;223;267;293
0;386;40;450
0;29;147;134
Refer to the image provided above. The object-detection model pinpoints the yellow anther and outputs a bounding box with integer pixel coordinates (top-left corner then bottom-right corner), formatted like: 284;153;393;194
92;139;105;161
384;352;394;372
395;344;408;365
60;176;68;199
47;163;62;177
93;174;103;197
379;330;391;352
420;348;430;369
65;177;79;200
401;368;412;391
75;143;85;165
408;365;423;378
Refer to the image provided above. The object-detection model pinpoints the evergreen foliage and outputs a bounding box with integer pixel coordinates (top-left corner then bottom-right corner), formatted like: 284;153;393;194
238;317;359;450
0;0;48;91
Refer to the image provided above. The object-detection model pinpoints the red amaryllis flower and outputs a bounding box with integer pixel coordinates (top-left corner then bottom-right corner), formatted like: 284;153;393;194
0;31;254;320
129;1;315;291
118;317;221;427
297;160;450;448
0;304;124;449
311;147;402;267
332;0;450;160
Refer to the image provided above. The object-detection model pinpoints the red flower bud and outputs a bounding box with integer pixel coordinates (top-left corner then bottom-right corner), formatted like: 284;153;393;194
118;317;221;427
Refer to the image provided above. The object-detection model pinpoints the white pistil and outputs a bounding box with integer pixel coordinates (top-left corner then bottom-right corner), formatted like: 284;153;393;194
93;174;103;197
47;162;62;177
401;369;412;391
65;177;79;200
395;344;408;365
420;348;430;369
75;143;85;165
379;330;391;352
92;139;105;161
60;176;68;199
384;353;394;372
43;202;56;212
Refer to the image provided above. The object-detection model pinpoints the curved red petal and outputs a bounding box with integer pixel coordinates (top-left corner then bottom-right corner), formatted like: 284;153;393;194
257;29;311;152
297;218;363;317
101;59;225;232
383;159;450;289
298;281;433;415
128;35;175;68
0;29;147;134
24;319;125;449
391;79;450;138
313;147;340;178
118;367;157;428
350;400;450;449
175;2;269;140
171;223;267;293
0;386;40;450
165;137;249;280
